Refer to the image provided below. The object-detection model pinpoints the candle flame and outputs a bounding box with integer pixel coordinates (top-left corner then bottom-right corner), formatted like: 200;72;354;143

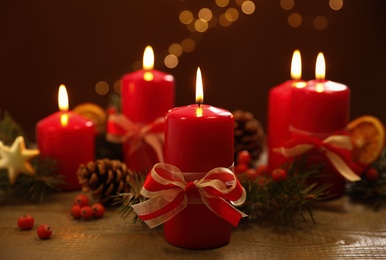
143;46;154;70
58;84;69;111
291;50;302;80
58;85;69;126
143;46;154;81
315;52;326;80
195;67;203;104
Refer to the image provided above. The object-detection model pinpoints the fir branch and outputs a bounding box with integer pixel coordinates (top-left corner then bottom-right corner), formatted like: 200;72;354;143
13;156;63;203
0;157;63;203
0;171;11;204
111;172;146;223
0;111;28;146
238;158;332;226
347;149;386;209
0;111;63;203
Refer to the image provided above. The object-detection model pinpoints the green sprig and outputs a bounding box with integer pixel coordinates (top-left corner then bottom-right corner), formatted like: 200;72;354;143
112;172;146;223
237;158;332;226
0;111;28;146
347;149;386;209
0;111;63;203
13;157;63;203
0;156;63;204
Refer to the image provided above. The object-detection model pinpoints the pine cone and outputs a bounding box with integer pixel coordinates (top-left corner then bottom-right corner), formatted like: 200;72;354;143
77;158;136;204
233;110;266;164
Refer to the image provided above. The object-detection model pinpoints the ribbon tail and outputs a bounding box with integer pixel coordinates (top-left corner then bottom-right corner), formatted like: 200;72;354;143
106;128;133;144
128;137;143;155
106;113;135;143
144;133;164;163
324;135;353;150
106;133;124;143
273;144;314;158
132;191;187;228
200;193;247;227
231;186;247;206
324;150;361;182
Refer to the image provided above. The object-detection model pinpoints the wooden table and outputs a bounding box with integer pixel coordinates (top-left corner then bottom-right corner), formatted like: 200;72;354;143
1;191;385;259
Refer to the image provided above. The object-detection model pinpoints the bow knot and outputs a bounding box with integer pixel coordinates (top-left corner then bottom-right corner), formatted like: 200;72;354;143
106;111;165;162
132;163;247;228
184;182;197;194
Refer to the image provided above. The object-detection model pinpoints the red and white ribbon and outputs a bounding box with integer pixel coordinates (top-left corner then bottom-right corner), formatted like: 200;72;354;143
274;135;361;182
132;163;247;228
106;112;165;162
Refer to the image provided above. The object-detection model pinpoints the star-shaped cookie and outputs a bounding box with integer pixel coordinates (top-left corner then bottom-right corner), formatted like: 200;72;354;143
0;136;39;184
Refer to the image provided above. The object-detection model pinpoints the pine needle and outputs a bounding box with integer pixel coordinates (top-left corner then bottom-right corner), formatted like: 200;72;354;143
111;172;146;223
12;157;63;203
238;157;332;226
0;112;62;203
347;149;386;209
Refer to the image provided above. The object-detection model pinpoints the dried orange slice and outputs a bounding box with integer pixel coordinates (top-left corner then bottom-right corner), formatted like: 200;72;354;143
347;115;386;166
73;103;107;134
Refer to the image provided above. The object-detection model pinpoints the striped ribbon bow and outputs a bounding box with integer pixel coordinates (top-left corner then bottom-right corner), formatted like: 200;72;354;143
106;112;165;162
274;135;361;182
132;163;247;228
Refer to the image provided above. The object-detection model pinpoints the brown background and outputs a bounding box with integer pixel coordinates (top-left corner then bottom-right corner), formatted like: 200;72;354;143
1;0;385;141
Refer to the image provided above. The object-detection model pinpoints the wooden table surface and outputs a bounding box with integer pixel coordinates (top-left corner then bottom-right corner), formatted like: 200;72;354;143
1;191;385;260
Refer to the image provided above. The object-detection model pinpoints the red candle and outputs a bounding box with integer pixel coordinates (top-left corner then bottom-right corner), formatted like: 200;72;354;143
36;85;95;191
267;50;306;170
121;46;174;171
290;53;350;197
163;68;234;249
291;53;350;135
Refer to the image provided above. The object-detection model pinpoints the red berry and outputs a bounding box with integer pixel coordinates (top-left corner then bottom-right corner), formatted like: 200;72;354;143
71;205;82;219
271;168;287;182
235;163;249;174
92;203;105;218
255;165;269;176
237;150;251;165
74;194;89;207
37;224;52;239
245;168;257;179
366;168;380;182
81;206;93;220
17;214;34;230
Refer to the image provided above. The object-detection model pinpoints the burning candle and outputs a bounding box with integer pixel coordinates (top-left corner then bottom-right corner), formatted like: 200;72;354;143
120;46;174;171
290;53;351;197
36;85;95;191
291;53;350;136
267;50;306;170
163;68;234;249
